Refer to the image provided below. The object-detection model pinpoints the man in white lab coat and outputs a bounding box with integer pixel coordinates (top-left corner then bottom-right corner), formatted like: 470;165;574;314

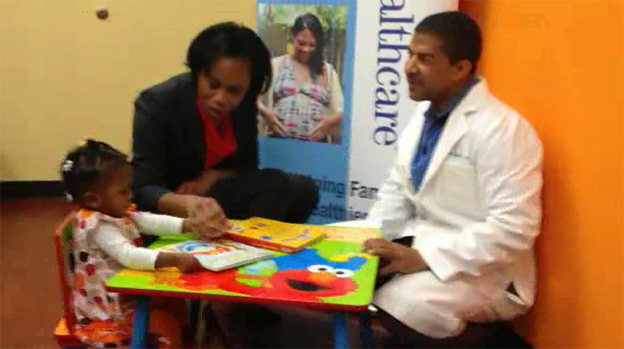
362;11;543;346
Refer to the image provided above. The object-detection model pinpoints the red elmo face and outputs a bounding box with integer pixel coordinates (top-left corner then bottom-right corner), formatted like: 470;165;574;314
169;263;360;302
269;265;357;298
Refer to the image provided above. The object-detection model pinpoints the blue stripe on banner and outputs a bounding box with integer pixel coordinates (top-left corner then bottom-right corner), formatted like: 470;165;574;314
256;0;357;224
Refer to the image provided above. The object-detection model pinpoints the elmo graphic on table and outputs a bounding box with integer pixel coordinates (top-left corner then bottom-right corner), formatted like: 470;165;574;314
177;249;368;302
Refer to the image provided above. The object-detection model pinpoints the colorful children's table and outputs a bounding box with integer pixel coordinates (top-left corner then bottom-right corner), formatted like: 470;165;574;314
106;225;380;349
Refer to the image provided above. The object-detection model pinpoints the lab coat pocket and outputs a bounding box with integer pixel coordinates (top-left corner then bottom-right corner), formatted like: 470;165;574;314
435;157;480;216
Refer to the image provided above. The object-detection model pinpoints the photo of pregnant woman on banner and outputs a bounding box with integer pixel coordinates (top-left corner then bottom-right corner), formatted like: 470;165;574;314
258;6;346;144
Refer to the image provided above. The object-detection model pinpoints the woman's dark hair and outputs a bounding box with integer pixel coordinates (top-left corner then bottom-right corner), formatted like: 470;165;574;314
415;11;482;74
291;13;325;79
186;22;272;110
60;139;129;203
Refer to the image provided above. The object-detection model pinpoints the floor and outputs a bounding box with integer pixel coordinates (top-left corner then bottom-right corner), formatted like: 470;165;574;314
1;198;73;348
0;198;375;348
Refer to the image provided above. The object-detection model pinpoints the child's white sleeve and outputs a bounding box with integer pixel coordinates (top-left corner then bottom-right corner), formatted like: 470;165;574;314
130;211;184;236
94;221;159;270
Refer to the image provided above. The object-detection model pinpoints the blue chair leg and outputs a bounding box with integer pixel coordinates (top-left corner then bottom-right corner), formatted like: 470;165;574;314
332;312;349;349
359;311;375;349
130;296;151;349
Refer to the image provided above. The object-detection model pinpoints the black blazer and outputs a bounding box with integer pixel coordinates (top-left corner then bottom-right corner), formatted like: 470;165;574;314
131;73;258;211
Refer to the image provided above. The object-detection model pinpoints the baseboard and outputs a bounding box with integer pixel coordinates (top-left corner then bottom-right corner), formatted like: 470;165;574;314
0;180;65;200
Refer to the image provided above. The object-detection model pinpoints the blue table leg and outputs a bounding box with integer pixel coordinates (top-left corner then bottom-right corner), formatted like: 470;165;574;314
332;312;349;349
359;312;375;349
130;296;151;349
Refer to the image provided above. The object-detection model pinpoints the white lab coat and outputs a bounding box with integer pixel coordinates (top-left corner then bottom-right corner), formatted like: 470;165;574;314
365;79;543;338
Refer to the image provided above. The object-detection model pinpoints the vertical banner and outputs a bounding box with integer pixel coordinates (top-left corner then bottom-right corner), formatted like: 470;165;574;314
257;0;457;224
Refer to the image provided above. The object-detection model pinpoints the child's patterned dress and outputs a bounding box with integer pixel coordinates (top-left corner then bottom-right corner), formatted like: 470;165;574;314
71;208;145;347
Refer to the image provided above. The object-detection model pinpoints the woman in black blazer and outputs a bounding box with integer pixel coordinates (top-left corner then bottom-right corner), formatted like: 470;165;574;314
132;22;318;235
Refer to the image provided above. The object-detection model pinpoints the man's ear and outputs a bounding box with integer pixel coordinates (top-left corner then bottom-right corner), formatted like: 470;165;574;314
83;192;101;210
452;59;473;82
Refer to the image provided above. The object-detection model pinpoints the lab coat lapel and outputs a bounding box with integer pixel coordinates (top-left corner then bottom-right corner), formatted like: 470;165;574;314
420;79;488;190
420;109;468;190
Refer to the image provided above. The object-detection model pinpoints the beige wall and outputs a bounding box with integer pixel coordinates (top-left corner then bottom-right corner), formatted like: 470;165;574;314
0;0;255;181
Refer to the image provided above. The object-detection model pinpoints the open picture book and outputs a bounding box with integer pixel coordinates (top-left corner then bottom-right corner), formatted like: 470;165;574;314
157;239;274;272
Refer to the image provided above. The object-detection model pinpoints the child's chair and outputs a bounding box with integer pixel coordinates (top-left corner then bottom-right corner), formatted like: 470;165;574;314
53;211;85;348
52;211;191;349
52;212;152;348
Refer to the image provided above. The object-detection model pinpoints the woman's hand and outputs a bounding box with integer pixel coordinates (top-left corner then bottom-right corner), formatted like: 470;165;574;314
175;180;202;196
184;196;230;239
258;99;287;137
309;117;333;142
175;170;234;196
309;113;342;142
263;110;287;137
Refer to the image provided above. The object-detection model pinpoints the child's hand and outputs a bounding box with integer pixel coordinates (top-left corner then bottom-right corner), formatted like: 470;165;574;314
174;253;203;273
155;252;203;273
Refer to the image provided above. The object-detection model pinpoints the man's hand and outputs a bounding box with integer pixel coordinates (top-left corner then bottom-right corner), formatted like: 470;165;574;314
362;238;428;275
184;197;230;239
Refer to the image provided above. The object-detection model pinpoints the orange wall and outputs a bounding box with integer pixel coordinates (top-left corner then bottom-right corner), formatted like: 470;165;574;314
460;1;624;348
